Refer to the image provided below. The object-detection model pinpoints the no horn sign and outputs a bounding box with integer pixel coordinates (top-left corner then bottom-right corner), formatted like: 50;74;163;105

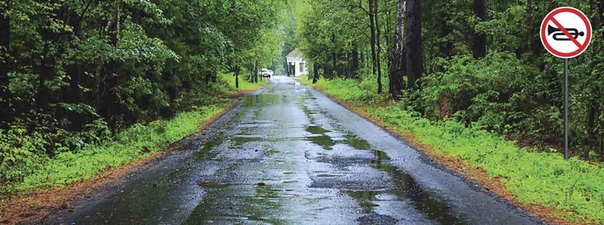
540;7;592;58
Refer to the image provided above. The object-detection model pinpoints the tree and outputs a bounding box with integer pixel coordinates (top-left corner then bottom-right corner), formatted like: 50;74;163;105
0;0;11;129
406;0;423;89
368;0;379;92
373;0;383;94
388;0;406;100
472;0;487;59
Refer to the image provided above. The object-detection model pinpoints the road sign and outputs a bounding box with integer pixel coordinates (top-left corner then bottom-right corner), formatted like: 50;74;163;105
540;7;592;59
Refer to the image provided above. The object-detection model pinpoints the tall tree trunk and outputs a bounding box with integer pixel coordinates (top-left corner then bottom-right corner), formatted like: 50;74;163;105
253;61;258;83
235;66;240;89
351;46;359;78
374;0;383;94
472;0;487;59
368;0;378;78
389;0;406;100
406;0;423;90
313;63;319;83
0;0;11;129
332;33;337;77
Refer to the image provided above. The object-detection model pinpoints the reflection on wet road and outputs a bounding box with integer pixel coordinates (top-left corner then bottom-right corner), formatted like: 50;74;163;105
67;76;540;225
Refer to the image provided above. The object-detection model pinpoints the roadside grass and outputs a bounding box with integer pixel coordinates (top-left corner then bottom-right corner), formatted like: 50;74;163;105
295;75;314;86
13;104;229;192
222;73;270;92
301;76;604;224
1;77;267;194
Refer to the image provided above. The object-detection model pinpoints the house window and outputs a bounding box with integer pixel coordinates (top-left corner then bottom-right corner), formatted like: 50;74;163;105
299;62;305;73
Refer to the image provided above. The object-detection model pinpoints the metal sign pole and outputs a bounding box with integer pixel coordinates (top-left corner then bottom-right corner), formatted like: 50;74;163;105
564;58;569;160
540;7;591;160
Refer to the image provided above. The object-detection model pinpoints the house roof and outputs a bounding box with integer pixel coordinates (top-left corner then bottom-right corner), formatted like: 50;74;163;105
286;48;302;58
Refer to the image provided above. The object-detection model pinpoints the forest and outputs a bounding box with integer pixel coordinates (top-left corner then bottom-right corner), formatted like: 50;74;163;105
0;0;284;192
294;0;603;159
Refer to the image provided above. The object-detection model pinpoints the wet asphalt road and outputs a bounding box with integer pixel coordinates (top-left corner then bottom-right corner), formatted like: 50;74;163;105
65;76;541;225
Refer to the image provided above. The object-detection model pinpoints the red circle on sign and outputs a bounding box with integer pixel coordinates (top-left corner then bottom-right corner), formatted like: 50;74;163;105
540;7;592;59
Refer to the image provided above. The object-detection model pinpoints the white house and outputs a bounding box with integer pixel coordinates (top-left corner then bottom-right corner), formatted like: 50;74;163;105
286;48;308;77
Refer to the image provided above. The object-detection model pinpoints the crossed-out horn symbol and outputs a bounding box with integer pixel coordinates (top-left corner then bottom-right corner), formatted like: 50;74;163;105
548;25;585;41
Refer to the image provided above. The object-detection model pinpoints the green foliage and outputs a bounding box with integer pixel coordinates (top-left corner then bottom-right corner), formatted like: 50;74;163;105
1;104;228;193
0;0;279;194
419;52;541;133
0;128;46;187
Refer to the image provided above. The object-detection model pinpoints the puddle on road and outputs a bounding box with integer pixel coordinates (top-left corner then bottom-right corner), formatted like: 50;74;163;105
194;137;225;160
183;183;286;225
307;134;336;150
242;94;286;107
230;136;264;148
305;125;376;151
198;181;227;189
387;164;466;224
305;132;467;224
316;173;339;178
346;190;382;214
264;148;279;156
306;125;330;134
344;134;371;150
298;96;316;124
359;147;466;225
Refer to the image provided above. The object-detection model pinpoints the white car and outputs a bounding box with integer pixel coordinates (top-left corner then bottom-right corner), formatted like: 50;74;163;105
260;68;273;78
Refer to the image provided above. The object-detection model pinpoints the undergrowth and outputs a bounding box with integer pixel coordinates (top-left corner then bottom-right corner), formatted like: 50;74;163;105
2;104;228;193
302;76;604;224
0;77;266;194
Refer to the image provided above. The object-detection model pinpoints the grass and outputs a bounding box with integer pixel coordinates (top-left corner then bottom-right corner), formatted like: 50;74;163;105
15;104;229;191
299;76;604;224
223;73;270;92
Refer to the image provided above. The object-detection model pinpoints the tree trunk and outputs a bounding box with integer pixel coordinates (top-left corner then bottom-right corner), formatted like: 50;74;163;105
313;63;319;83
331;33;337;77
406;0;423;90
253;61;258;83
389;0;406;100
235;66;240;89
0;0;11;129
374;0;383;94
368;0;378;78
351;45;359;78
472;0;487;59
